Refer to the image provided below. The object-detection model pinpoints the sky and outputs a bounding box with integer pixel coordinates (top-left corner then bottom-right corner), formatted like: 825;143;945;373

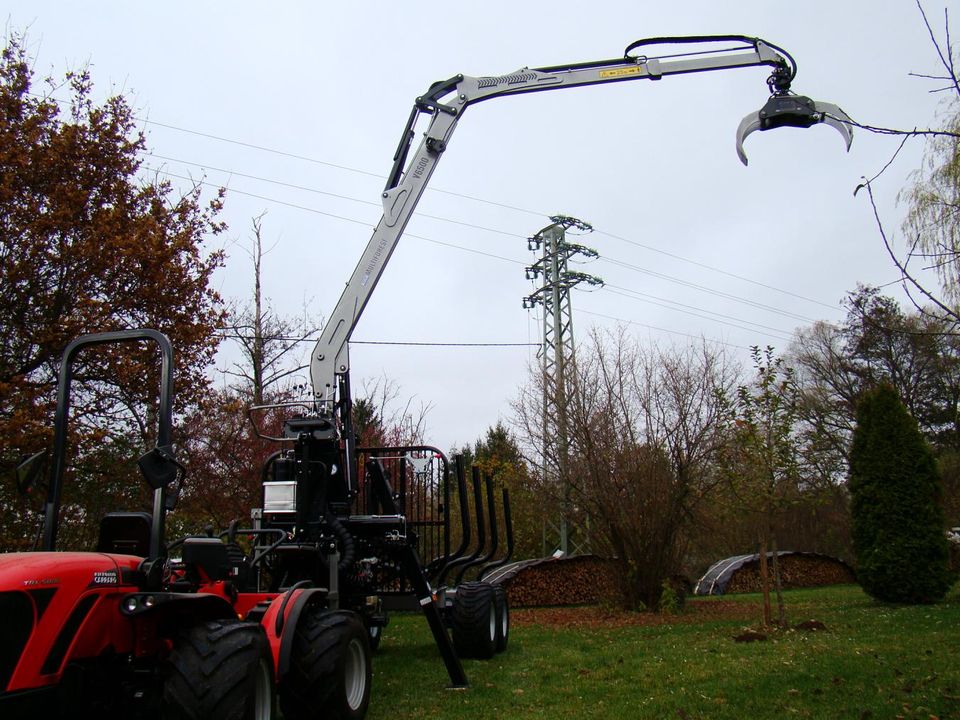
5;1;952;452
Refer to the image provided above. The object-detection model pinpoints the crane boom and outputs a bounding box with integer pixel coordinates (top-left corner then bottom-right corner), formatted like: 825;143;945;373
308;35;851;412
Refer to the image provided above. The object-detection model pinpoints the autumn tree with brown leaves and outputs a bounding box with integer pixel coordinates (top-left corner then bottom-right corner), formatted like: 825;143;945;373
0;36;225;550
467;422;544;562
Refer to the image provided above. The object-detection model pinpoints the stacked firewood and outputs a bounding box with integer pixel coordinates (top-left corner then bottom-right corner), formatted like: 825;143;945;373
724;553;855;594
499;556;622;607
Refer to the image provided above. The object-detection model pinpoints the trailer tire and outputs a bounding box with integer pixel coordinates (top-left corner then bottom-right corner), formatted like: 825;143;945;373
162;620;275;720
452;581;497;660
493;583;510;653
280;609;371;720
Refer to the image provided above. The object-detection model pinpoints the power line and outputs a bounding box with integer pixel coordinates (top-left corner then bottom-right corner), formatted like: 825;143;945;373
139;116;843;311
214;330;536;347
147;167;811;344
148;153;383;208
215;313;773;354
144;165;826;326
577;308;755;351
594;228;839;310
142;165;376;229
351;340;538;347
143;165;532;269
406;234;524;265
601;256;820;323
146;153;523;240
602;286;795;341
143;120;385;180
139;117;544;218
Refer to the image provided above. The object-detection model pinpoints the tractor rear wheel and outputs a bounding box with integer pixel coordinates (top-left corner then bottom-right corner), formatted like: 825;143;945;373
451;581;496;659
280;609;371;720
162;619;275;720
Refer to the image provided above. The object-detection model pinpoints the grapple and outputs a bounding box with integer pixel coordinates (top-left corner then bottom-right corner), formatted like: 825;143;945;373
736;63;853;165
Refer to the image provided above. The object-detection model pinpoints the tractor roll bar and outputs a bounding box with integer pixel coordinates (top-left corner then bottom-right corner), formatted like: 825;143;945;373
42;329;175;558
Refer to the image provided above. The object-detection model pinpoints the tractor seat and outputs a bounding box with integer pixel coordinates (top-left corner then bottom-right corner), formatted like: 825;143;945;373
96;512;152;557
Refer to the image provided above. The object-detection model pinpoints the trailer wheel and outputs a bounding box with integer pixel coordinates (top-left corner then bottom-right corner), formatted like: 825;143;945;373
493;583;510;653
280;609;371;720
451;581;497;659
163;619;275;720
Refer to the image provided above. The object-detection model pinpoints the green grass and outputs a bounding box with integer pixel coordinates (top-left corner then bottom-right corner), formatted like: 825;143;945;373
366;585;960;720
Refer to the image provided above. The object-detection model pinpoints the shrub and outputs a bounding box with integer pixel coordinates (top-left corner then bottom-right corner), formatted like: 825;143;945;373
659;579;686;615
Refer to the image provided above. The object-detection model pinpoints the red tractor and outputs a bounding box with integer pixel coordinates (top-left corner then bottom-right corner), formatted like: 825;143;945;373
0;330;371;720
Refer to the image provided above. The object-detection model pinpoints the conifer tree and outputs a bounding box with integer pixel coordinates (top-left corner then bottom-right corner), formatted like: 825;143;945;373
849;384;953;603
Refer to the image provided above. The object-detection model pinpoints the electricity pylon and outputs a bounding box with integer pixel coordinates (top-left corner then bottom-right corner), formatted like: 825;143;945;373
523;215;602;555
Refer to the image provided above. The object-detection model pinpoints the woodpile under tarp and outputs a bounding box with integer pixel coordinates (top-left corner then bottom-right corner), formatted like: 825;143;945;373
694;551;855;596
485;555;622;607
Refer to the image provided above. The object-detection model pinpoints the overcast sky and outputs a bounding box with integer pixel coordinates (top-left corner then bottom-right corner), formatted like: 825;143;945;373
6;1;952;452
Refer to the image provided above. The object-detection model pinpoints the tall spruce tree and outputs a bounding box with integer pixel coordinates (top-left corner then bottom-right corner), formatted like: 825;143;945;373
849;384;953;603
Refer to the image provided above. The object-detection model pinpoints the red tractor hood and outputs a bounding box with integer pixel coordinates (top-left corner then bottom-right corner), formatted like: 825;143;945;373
0;552;145;695
0;551;142;591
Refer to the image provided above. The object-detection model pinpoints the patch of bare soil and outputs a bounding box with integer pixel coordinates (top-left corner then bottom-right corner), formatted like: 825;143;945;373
511;599;758;629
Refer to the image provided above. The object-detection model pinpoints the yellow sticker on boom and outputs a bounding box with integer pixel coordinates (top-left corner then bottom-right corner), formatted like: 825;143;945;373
599;66;644;79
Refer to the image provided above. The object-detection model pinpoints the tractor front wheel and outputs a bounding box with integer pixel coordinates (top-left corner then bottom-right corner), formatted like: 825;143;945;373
162;619;275;720
280;609;371;720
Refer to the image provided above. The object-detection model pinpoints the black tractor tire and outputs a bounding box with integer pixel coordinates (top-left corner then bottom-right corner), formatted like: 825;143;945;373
451;581;497;660
279;609;372;720
162;619;275;720
493;583;510;654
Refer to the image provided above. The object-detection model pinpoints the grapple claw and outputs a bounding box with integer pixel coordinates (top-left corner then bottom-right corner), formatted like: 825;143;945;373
813;101;854;152
735;94;853;166
735;112;763;166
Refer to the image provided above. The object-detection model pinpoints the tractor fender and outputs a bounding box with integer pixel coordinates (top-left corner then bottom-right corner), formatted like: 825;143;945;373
260;587;328;680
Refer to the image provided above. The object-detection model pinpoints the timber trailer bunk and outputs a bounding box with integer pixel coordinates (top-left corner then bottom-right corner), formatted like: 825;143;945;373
338;446;516;661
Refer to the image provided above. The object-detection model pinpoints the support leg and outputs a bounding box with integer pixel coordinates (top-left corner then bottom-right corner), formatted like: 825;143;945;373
399;545;468;688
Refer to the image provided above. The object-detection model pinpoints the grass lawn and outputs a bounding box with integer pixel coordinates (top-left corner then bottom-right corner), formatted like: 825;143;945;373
366;584;960;720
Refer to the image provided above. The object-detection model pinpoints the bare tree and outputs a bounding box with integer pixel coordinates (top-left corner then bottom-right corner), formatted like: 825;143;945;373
223;214;321;404
852;3;960;325
356;373;432;447
177;215;323;531
515;328;737;609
